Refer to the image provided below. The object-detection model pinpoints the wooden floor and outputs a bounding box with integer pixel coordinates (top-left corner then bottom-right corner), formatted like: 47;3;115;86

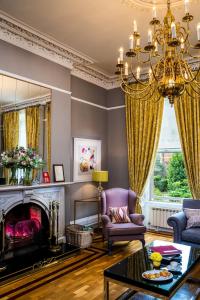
0;233;200;300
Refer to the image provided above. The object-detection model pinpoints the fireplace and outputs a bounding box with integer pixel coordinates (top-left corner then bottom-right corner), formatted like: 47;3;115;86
4;203;49;252
0;185;67;262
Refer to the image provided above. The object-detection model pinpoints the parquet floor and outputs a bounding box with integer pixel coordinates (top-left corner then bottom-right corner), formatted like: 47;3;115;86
0;232;200;300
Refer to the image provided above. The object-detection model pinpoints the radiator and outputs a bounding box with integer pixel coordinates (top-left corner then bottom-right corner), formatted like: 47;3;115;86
149;207;181;229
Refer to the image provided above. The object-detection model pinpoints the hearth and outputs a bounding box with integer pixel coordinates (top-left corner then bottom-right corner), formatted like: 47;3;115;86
1;203;49;260
5;203;49;252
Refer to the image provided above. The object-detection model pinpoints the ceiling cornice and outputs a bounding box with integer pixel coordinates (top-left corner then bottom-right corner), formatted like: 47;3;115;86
0;12;118;90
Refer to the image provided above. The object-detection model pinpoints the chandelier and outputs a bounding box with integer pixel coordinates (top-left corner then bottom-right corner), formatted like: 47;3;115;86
115;0;200;105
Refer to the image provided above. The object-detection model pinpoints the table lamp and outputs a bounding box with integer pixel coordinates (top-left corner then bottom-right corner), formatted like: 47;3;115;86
92;170;108;200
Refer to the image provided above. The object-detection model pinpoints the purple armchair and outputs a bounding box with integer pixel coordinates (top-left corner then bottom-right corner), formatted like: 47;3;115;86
101;188;146;254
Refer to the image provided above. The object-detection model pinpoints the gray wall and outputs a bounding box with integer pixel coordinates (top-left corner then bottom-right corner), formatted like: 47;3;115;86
106;88;129;189
70;76;107;220
71;76;107;106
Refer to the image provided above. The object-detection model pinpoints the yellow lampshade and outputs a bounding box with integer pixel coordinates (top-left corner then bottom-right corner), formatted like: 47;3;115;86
92;170;108;183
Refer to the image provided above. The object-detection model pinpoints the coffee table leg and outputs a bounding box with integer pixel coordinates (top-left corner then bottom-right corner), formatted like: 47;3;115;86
104;277;109;300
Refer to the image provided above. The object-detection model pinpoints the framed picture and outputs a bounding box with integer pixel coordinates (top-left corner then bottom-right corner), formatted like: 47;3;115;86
42;171;50;184
53;164;65;182
73;138;101;182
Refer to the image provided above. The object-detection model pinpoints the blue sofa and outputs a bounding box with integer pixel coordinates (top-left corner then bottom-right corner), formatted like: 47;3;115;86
167;199;200;248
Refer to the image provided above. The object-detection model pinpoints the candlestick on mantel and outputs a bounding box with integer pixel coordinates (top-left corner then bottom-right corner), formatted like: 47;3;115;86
133;20;137;32
129;35;134;49
171;22;176;38
197;23;200;40
119;47;124;61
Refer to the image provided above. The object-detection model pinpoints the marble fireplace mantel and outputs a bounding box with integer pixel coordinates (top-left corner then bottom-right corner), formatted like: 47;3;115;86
0;182;71;243
0;182;72;192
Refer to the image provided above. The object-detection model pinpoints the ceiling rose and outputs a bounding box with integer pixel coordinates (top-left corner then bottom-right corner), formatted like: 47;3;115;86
122;0;184;8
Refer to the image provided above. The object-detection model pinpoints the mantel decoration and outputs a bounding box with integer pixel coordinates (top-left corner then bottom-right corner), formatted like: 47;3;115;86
115;0;200;105
0;146;45;185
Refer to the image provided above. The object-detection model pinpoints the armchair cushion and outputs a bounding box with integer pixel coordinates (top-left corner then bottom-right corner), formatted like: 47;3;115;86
182;228;200;244
109;206;131;223
107;222;146;236
184;208;200;229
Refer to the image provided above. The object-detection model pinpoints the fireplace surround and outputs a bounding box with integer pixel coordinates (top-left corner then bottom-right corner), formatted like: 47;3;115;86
0;183;67;261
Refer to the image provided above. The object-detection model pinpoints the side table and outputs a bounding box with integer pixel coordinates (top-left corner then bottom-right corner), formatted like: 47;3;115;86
74;197;101;228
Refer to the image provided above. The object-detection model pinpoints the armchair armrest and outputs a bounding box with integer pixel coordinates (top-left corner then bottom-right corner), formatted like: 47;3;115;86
129;213;145;225
101;214;113;228
167;211;187;243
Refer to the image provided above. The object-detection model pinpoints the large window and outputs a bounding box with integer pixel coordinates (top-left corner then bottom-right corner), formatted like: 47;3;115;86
152;100;191;202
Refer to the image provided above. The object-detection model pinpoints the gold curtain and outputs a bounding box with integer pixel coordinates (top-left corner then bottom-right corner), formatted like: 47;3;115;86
45;103;51;176
2;111;19;150
174;84;200;199
26;106;40;149
125;90;164;213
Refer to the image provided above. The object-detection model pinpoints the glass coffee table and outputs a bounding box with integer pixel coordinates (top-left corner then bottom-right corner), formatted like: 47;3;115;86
104;240;200;300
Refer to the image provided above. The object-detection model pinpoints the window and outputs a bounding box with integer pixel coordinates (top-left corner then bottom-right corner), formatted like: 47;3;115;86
152;100;191;202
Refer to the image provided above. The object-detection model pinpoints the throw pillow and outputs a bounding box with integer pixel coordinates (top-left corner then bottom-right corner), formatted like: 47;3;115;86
184;208;200;229
109;206;131;223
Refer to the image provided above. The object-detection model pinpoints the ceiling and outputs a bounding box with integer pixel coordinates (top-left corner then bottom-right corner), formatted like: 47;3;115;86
0;0;199;75
0;75;50;107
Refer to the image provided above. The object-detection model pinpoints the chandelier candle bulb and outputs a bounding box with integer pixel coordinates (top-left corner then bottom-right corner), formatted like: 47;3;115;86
125;62;128;76
153;6;157;19
149;68;152;80
155;41;158;52
119;47;124;61
133;20;137;32
136;38;140;47
184;0;189;14
117;57;120;65
148;30;153;43
197;23;200;40
129;35;134;49
180;38;184;49
171;22;176;38
136;66;140;79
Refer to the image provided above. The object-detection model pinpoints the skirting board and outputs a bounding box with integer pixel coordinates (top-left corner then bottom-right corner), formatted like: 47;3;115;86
70;214;98;226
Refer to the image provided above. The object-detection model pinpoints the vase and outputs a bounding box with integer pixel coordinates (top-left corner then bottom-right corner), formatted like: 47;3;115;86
9;167;18;185
23;168;33;186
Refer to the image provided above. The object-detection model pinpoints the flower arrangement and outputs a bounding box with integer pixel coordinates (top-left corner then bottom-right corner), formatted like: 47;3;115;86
150;252;163;268
1;146;45;169
0;146;45;185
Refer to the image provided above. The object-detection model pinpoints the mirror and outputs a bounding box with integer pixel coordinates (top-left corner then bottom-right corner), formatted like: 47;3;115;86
0;74;51;182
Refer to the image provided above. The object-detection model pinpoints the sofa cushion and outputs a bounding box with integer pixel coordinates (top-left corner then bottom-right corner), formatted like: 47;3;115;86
181;228;200;244
107;222;146;236
184;208;200;229
109;206;131;223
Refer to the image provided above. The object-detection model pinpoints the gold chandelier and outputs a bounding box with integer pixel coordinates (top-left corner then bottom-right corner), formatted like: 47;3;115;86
115;0;200;105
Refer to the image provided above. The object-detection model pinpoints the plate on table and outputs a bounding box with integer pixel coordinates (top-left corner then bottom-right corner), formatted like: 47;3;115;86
142;270;173;282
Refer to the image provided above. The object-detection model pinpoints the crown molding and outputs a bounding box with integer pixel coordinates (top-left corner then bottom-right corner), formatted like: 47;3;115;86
0;12;118;90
